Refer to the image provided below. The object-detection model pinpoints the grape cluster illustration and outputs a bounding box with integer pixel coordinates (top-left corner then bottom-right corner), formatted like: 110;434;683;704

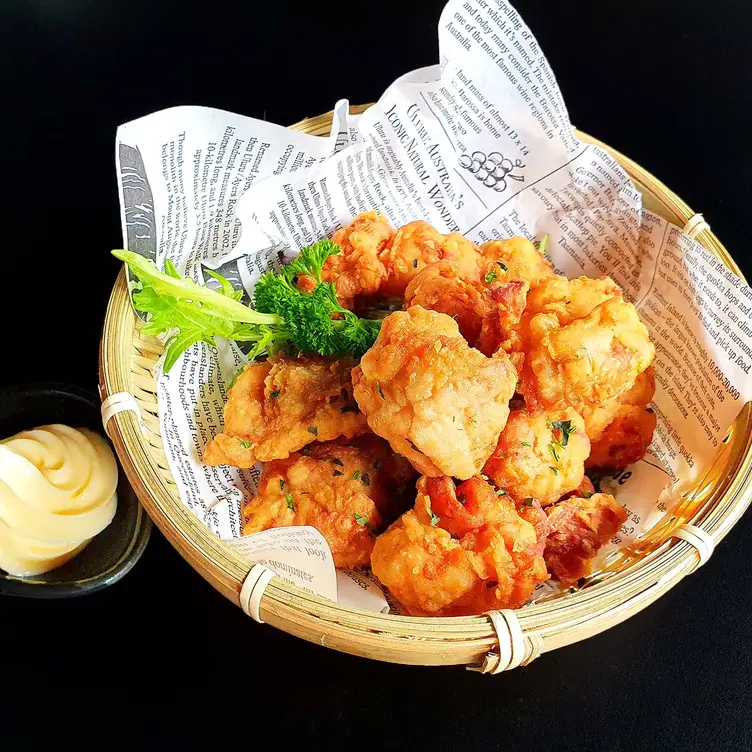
458;151;526;192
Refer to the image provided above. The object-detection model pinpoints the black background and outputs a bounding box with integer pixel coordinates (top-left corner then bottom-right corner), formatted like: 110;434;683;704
2;0;751;748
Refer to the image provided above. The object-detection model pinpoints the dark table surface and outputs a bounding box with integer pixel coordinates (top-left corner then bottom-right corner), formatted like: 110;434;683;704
2;0;751;748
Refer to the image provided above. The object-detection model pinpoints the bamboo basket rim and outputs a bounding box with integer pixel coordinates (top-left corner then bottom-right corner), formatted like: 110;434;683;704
99;104;752;669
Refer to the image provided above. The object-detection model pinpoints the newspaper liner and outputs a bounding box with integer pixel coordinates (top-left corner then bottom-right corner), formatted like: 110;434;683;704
115;0;752;612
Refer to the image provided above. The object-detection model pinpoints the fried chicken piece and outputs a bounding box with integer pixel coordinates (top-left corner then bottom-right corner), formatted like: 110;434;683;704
378;221;483;297
521;296;655;411
475;279;530;363
483;408;590;506
352;306;517;480
370;476;549;616
586;406;657;472
404;261;489;343
580;366;656;440
580;365;656;471
203;357;367;467
526;275;622;323
544;493;627;585
481;237;556;286
297;211;394;308
244;441;403;568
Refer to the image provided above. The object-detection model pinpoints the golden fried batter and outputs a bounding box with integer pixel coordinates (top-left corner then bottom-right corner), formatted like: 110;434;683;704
587;406;657;472
481;237;555;286
404;261;488;343
352;306;517;480
581;365;656;471
544;493;627;585
298;211;394;308
483;408;590;506
475;279;530;363
526;275;622;323
244;441;404;568
203;357;367;467
370;476;548;616
521;296;655;411
379;221;483;297
580;366;655;440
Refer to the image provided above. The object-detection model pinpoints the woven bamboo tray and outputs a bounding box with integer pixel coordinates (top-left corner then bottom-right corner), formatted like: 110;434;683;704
99;105;752;670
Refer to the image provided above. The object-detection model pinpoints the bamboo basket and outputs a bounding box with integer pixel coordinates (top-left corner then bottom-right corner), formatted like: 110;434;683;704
99;105;752;670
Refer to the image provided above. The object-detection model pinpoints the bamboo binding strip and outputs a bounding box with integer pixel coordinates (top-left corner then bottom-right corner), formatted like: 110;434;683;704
99;105;752;669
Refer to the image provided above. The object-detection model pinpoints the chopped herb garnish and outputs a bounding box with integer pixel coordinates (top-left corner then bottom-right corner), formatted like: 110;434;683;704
329;457;344;466
520;497;535;507
377;382;386;400
285;493;295;511
549;443;561;463
361;473;370;486
582;491;594;499
333;470;344;477
496;488;507;496
550;466;559;475
521;441;532;448
301;447;311;457
307;426;318;437
550;419;574;447
537;234;550;257
497;261;508;272
269;389;281;400
279;478;285;491
352;470;361;481
239;440;251;449
484;269;497;284
452;415;456;422
354;512;371;528
427;502;440;526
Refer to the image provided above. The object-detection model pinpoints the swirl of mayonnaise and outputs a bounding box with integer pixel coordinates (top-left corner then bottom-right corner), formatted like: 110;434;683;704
0;424;118;576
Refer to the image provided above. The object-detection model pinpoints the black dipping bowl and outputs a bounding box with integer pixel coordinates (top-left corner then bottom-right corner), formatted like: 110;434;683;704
0;383;151;598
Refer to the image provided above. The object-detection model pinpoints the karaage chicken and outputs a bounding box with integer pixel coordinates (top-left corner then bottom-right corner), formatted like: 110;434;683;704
244;440;409;568
521;295;655;411
378;220;483;297
482;408;590;506
370;476;548;615
297;211;394;308
404;260;488;343
204;356;367;467
352;306;517;479
583;366;656;471
544;492;627;585
481;237;555;286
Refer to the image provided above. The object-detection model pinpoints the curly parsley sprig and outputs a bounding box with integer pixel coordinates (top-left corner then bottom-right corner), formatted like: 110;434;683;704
113;240;381;372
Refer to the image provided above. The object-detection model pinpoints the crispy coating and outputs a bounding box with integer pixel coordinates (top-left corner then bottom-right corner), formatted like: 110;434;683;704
580;366;656;440
526;275;622;323
352;306;517;480
203;357;367;467
475;279;530;362
481;237;555;286
379;221;483;297
483;408;590;506
244;442;403;568
297;211;394;308
521;296;655;411
544;493;627;585
586;406;657;472
370;476;549;616
404;261;488;343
